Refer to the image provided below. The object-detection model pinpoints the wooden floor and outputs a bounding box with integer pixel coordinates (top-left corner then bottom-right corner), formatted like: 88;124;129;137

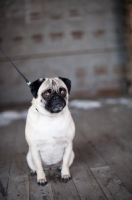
0;104;132;200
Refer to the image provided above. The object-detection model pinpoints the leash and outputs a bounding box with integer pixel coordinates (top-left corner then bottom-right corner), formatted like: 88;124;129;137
0;48;31;85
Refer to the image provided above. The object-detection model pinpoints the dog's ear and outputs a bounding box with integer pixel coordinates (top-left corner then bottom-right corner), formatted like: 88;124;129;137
29;78;45;98
58;77;71;94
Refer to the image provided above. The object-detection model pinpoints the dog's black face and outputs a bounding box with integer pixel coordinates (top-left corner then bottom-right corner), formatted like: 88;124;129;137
42;88;66;113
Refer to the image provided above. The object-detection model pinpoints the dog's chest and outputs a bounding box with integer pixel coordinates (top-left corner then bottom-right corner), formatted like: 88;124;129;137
36;135;69;151
34;116;70;151
35;134;69;165
26;107;71;154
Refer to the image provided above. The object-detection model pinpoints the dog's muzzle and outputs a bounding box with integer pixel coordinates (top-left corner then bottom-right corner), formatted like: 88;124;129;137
45;93;66;113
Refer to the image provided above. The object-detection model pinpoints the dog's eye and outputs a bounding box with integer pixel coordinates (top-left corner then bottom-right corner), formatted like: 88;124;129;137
60;88;66;97
44;92;50;98
42;89;52;99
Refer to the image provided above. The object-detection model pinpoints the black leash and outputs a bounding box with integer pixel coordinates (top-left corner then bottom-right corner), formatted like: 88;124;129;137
0;47;31;85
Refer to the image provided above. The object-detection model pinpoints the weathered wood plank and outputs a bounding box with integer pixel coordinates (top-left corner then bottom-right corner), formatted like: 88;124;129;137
71;146;107;200
0;177;8;200
9;120;29;176
0;122;18;198
106;109;132;154
7;175;29;200
49;168;80;200
74;129;106;168
74;127;132;199
29;171;54;200
78;109;132;193
6;120;29;199
91;166;132;200
0;123;17;177
88;133;132;193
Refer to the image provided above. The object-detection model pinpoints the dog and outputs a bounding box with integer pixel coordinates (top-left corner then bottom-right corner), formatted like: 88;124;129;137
25;77;75;186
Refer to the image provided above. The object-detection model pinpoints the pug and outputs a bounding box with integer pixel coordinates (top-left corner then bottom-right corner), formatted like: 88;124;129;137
25;77;75;186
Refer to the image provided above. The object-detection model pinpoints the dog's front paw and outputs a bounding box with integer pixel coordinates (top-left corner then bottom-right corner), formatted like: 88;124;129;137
61;168;71;183
61;174;72;183
37;173;48;186
37;179;48;186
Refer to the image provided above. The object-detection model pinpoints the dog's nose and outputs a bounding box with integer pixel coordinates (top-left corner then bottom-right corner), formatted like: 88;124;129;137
54;95;60;101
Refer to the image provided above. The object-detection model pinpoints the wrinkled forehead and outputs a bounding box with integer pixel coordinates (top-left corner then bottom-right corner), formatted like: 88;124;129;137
39;77;67;93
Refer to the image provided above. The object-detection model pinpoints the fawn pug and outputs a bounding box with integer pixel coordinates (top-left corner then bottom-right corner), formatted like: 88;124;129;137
25;77;75;186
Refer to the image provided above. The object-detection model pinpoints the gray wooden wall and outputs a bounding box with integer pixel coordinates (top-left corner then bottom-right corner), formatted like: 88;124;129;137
0;0;125;105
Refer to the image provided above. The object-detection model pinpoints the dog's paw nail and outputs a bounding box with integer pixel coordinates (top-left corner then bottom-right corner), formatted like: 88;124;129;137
31;171;37;176
37;179;47;186
45;181;48;185
62;178;69;183
61;175;72;183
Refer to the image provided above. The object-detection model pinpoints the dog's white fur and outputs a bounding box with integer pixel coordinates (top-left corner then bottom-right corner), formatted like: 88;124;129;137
25;77;75;184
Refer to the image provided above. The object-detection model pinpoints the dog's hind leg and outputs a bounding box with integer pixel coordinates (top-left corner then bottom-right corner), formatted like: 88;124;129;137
26;151;36;175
